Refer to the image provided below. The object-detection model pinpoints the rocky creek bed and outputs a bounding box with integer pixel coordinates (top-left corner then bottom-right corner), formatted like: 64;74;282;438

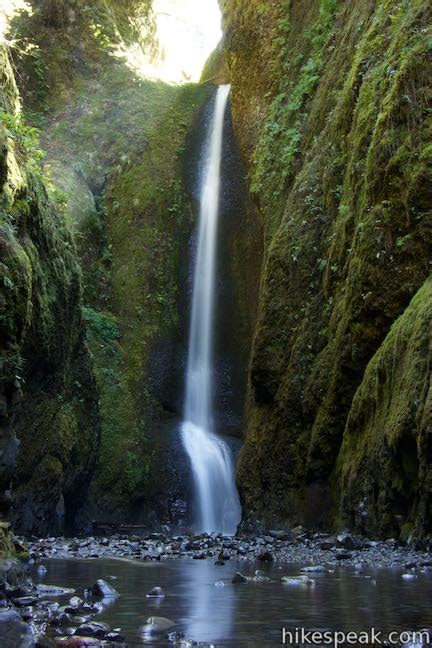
0;530;431;647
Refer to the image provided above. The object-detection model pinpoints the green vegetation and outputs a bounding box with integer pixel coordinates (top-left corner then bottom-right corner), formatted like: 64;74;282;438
337;279;432;539
251;0;339;234
7;0;212;519
0;44;100;541
228;0;432;538
3;0;430;541
0;112;45;169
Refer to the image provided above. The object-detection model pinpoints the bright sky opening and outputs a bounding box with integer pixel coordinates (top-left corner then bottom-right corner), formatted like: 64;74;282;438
119;0;223;83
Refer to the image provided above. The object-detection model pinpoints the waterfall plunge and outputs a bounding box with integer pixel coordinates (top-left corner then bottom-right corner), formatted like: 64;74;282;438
181;85;242;535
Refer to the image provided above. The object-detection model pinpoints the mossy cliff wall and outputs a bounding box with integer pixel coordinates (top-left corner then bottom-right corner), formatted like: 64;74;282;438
222;0;432;539
9;0;261;527
0;45;100;540
7;0;210;525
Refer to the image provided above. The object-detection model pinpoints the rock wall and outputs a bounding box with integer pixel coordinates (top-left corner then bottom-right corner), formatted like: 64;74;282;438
222;0;432;539
0;45;100;541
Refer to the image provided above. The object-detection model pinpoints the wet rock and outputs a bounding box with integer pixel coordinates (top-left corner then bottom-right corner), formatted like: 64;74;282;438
168;631;185;642
300;565;326;573
105;631;126;642
214;559;225;566
269;530;291;541
402;573;417;580
257;551;273;562
146;586;165;598
335;551;352;560
142;551;161;561
92;580;119;598
319;539;336;550
13;596;38;607
0;608;35;647
5;584;33;598
0;558;24;587
35;634;56;647
75;621;110;638
253;570;270;582
281;576;315;587
232;572;248;584
54;638;104;646
20;606;35;621
36;585;75;598
142;616;175;634
50;612;71;627
336;532;363;550
192;552;206;560
69;597;83;608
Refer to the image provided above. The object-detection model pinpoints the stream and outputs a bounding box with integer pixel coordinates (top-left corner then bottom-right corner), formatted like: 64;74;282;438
30;557;432;647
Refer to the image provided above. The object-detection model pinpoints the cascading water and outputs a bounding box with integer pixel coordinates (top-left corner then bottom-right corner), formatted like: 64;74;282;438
181;84;242;535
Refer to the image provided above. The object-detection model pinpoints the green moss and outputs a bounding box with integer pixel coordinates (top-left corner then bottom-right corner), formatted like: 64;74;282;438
251;0;340;236
336;279;432;539
0;44;100;535
88;82;210;516
8;0;214;520
227;0;432;535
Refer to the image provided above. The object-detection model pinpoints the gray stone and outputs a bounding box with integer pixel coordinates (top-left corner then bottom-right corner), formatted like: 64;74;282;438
92;579;119;598
146;586;165;598
142;616;175;634
75;621;110;638
0;609;35;647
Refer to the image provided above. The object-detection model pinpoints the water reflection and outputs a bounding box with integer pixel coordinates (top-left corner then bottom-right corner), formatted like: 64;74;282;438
30;558;432;647
178;559;234;643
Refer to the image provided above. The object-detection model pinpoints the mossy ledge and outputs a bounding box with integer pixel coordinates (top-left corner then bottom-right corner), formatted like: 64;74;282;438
222;0;432;539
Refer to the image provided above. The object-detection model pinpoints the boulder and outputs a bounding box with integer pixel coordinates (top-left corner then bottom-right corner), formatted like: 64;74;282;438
92;579;119;598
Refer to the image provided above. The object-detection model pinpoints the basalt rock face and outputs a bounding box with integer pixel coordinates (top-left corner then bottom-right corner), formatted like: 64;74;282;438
222;0;432;539
0;45;100;540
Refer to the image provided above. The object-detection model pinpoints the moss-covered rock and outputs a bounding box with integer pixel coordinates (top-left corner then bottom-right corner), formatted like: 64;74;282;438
223;0;432;538
337;278;432;540
0;44;100;540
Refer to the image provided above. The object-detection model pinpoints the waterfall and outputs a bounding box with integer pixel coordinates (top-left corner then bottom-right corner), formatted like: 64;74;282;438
181;84;242;535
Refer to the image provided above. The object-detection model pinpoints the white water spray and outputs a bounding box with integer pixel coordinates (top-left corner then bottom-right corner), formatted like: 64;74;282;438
181;85;241;535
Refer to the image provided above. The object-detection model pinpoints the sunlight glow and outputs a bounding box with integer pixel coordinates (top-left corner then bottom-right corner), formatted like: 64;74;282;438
117;0;222;83
0;0;32;43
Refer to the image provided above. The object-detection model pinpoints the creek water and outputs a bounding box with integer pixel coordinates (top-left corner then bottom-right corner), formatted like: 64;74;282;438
181;84;241;535
32;558;432;647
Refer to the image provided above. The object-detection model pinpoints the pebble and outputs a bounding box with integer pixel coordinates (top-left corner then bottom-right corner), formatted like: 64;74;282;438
24;532;431;571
